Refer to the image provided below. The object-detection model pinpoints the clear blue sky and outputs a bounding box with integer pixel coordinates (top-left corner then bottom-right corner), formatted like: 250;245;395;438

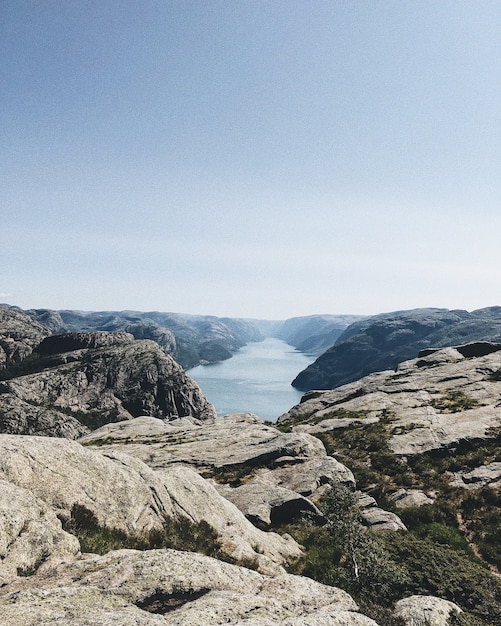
2;1;500;319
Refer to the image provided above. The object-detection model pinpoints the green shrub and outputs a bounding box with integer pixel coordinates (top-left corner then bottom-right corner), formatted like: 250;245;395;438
62;503;223;559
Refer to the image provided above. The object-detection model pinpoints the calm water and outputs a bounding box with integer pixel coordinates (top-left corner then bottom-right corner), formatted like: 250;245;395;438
187;338;315;422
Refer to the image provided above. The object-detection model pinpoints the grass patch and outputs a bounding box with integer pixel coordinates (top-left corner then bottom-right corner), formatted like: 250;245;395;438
62;503;223;559
430;390;480;413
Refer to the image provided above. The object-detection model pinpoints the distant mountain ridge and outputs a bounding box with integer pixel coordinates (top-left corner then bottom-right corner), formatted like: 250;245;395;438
7;305;363;370
292;306;501;391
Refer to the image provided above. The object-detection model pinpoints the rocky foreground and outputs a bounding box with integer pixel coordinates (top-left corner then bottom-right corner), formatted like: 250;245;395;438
1;305;500;624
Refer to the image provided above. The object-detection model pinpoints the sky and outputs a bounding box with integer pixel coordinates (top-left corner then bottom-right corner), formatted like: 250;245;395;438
1;1;500;320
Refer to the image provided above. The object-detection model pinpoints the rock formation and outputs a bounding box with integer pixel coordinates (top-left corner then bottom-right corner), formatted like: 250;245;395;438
0;332;215;437
281;342;501;456
0;304;50;369
292;306;501;390
79;413;359;526
0;548;379;625
0;434;300;578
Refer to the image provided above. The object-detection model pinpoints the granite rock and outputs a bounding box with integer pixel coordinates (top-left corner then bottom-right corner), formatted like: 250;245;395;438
0;548;379;625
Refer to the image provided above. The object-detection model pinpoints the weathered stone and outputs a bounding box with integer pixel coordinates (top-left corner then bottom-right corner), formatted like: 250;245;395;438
79;414;356;509
215;480;324;528
279;345;501;456
0;479;80;585
0;549;378;625
357;493;407;531
156;465;303;574
389;489;435;508
451;461;501;489
0;435;178;535
0;335;216;437
0;435;301;574
393;594;461;626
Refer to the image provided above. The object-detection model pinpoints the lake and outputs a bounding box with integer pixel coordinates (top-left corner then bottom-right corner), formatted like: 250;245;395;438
187;337;316;422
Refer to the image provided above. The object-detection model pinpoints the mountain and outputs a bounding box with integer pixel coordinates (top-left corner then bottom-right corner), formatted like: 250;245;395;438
0;304;50;368
274;314;367;355
55;309;264;369
0;329;215;438
292;307;501;390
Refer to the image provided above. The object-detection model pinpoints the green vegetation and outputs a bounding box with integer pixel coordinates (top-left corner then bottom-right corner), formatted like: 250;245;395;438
280;483;501;625
204;463;258;487
62;503;223;559
430;391;480;413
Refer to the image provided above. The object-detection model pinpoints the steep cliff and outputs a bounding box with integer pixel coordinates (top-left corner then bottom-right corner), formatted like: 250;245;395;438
0;305;50;369
0;331;215;438
293;307;501;390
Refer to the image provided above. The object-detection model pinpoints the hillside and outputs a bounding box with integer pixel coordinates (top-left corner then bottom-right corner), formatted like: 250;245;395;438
292;307;501;390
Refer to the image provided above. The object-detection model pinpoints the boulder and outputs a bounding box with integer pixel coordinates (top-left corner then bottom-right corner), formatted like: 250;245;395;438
357;493;407;531
0;478;79;585
393;594;461;625
0;548;379;625
389;489;435;508
215;481;324;528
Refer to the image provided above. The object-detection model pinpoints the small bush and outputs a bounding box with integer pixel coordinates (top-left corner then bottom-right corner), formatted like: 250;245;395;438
62;503;223;558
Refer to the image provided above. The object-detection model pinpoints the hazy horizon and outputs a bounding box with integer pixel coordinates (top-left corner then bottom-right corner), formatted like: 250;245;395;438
2;1;500;319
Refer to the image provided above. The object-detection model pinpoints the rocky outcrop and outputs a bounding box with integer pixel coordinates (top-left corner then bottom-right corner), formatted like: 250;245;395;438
0;332;216;437
79;414;356;524
280;344;501;456
0;304;50;369
0;549;378;626
357;493;407;531
393;595;461;625
292;307;501;391
0;434;302;577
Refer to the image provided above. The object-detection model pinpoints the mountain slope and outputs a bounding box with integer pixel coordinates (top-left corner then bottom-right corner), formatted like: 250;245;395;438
293;307;501;390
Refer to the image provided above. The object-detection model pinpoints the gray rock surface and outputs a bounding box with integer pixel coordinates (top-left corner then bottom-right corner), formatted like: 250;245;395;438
156;465;303;573
0;333;215;437
0;435;179;535
0;434;300;576
0;478;80;585
393;594;461;626
0;304;49;368
451;462;501;489
279;345;501;456
0;548;379;625
357;493;407;531
79;413;356;506
389;489;435;508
